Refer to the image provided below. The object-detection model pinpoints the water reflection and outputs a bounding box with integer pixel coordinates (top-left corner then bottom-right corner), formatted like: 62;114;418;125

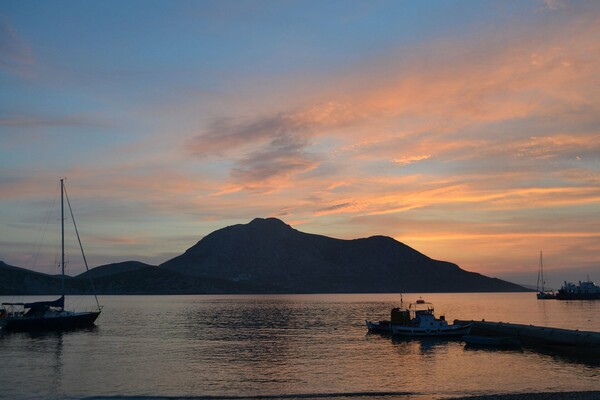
50;332;64;397
1;294;599;399
366;332;463;355
463;343;524;353
179;298;337;394
529;345;600;368
0;330;67;398
391;336;462;355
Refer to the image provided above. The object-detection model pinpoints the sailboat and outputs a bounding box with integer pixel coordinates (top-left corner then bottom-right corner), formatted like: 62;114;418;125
536;251;556;300
0;179;102;331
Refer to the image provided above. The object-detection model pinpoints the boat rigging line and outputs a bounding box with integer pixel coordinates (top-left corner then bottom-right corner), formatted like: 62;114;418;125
63;179;102;311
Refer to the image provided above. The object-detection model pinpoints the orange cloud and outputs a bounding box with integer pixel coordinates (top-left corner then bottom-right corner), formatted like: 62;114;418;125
393;154;431;166
188;9;600;202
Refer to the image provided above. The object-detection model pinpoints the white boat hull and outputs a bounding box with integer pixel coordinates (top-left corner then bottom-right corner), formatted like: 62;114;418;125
366;320;471;337
392;323;471;336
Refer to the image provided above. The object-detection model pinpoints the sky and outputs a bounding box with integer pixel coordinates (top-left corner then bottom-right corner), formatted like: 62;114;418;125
1;0;599;288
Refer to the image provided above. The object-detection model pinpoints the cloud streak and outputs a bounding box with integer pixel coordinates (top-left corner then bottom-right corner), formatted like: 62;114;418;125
188;101;363;190
0;15;34;77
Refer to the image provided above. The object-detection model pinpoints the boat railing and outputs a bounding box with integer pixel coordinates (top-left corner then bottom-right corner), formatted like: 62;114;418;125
1;303;26;318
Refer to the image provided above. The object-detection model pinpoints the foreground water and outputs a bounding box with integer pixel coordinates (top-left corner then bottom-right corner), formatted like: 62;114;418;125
0;293;598;400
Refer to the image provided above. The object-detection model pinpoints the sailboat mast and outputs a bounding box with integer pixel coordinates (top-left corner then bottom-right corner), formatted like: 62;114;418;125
61;178;65;295
536;252;541;291
539;251;544;292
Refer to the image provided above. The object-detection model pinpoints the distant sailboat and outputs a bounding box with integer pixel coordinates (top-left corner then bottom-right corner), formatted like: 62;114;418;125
536;251;556;300
0;179;102;331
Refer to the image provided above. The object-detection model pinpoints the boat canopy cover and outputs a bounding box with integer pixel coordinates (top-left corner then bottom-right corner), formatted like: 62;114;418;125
25;296;65;310
3;296;65;309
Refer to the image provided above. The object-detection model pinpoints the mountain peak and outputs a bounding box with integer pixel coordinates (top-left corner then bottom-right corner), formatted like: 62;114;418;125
245;217;295;234
248;217;290;228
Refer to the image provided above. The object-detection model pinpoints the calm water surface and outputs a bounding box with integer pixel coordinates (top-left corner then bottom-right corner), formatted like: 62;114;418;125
0;293;598;400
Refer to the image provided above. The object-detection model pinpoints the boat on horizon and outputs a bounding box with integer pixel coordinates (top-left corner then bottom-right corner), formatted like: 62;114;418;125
556;277;600;300
536;251;556;299
0;179;102;332
366;297;471;337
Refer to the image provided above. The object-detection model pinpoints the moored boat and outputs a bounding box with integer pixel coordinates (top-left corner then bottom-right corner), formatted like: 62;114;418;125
366;298;471;337
0;296;100;331
536;251;555;300
536;292;556;300
556;278;600;300
0;179;101;332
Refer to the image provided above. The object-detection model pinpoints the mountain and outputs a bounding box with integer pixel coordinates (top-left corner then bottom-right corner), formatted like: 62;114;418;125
160;217;526;293
0;261;268;295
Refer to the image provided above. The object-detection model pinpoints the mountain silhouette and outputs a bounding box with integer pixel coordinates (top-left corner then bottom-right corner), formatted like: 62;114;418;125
160;217;525;293
1;218;527;294
0;260;267;295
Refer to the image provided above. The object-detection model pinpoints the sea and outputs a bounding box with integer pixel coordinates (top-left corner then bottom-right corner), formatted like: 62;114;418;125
0;293;598;400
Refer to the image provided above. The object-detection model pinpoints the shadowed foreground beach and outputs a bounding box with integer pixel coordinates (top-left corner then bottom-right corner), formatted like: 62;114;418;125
442;391;600;400
79;394;600;400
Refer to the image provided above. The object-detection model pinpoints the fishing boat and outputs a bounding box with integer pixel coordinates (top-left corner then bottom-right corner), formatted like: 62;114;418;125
366;298;471;337
0;179;102;331
536;251;556;300
556;277;600;300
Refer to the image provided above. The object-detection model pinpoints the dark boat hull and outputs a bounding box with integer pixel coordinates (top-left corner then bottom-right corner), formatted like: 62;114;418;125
556;292;600;300
365;320;393;334
2;311;100;332
536;291;556;300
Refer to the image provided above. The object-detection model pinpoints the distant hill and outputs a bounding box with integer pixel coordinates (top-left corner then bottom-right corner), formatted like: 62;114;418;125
79;266;269;294
76;261;154;280
1;218;528;295
0;261;64;295
0;261;269;295
160;217;527;293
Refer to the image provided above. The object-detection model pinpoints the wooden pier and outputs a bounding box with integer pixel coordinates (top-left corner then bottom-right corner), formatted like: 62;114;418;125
454;320;600;355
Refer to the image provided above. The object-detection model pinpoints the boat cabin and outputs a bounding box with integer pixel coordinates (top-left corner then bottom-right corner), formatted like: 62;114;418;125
389;299;446;326
1;296;65;319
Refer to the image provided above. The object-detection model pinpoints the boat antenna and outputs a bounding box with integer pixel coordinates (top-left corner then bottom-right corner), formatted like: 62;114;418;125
63;181;102;311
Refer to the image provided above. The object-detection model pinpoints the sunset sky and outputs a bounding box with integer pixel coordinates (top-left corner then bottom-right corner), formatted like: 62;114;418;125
2;0;599;288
